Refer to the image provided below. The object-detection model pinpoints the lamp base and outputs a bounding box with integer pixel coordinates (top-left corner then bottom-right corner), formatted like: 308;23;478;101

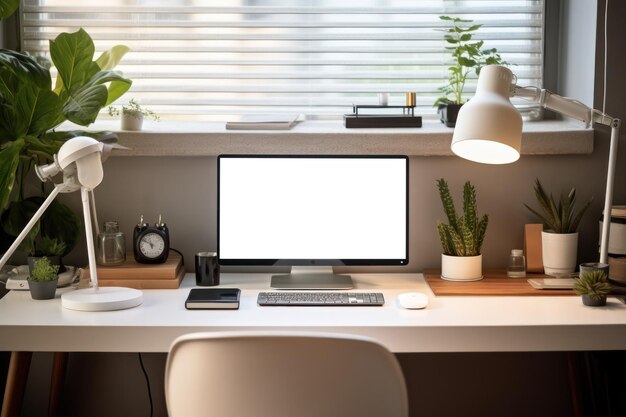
62;287;143;311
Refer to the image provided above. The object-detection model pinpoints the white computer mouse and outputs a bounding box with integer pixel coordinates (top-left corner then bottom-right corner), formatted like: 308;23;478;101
397;292;428;309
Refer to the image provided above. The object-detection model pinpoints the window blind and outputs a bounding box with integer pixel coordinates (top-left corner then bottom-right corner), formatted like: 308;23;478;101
21;0;545;121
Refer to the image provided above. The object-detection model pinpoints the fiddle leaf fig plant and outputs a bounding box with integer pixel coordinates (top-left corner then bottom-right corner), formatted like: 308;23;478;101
0;28;132;256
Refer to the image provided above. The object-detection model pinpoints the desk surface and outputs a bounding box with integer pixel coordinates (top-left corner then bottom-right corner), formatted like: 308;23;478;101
1;273;625;353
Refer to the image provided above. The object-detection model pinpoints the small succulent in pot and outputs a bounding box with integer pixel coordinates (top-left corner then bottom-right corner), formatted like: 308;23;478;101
30;256;60;282
28;256;60;300
574;270;612;307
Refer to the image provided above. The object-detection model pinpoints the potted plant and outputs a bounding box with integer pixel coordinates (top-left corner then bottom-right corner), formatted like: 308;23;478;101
574;270;612;306
0;29;132;260
28;256;60;300
26;236;67;275
524;179;593;276
436;178;489;281
108;98;159;131
434;16;506;127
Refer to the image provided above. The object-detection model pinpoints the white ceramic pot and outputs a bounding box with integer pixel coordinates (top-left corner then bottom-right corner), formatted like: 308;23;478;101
542;231;578;276
441;254;483;281
121;112;144;131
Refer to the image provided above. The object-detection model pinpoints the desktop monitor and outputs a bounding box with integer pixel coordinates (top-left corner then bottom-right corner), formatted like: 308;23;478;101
217;155;408;289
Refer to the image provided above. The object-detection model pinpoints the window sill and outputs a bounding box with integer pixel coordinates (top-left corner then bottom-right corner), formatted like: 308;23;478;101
80;119;593;157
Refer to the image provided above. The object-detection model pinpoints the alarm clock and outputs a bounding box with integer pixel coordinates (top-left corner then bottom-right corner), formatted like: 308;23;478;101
133;215;170;264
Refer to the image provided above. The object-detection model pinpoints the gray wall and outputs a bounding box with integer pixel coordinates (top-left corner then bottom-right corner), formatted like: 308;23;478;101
59;138;623;275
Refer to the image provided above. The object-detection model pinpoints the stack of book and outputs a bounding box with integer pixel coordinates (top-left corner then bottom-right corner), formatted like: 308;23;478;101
81;252;184;289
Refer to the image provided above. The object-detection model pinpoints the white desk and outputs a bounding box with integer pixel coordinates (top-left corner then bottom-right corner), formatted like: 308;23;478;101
1;273;626;353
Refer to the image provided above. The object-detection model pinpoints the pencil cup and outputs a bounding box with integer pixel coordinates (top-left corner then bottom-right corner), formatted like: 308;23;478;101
579;262;609;278
195;252;219;286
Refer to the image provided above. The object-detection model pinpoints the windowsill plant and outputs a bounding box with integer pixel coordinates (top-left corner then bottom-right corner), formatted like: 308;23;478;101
108;99;159;131
435;16;506;127
436;178;489;281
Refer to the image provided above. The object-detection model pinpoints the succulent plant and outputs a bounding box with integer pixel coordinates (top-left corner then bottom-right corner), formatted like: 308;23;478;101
436;179;488;256
574;270;612;301
29;256;60;282
524;179;593;233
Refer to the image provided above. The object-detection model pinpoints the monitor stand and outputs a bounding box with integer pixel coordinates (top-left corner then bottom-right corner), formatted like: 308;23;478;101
270;266;353;290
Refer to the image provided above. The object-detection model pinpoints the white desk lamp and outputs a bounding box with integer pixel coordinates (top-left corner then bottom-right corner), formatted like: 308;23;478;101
451;65;620;264
0;136;143;311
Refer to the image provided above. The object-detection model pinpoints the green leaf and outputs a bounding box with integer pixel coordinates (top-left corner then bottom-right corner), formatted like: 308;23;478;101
50;29;100;95
457;57;477;67
463;181;477;235
63;84;108;125
41;200;80;256
16;83;64;137
0;49;51;89
0;0;19;19
95;45;130;71
1;198;41;255
437;178;459;232
0;138;24;211
80;70;132;106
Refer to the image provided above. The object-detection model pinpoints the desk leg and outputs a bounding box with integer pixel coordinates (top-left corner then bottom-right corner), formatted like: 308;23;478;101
47;352;68;417
1;351;32;417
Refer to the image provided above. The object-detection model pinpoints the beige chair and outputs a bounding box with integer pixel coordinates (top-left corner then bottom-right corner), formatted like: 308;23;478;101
165;331;408;417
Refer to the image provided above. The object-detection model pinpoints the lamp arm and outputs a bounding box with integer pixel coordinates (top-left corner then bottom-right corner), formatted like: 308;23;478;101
0;186;62;270
81;187;99;290
512;85;621;265
512;86;595;126
599;121;620;264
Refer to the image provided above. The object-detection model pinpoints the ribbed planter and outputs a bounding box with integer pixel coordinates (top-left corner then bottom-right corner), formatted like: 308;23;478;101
441;254;483;281
542;231;578;276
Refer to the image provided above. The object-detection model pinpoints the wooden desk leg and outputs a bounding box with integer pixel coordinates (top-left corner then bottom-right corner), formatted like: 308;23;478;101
1;351;32;417
47;352;68;417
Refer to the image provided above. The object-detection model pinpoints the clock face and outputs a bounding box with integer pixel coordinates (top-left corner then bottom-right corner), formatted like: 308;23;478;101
139;232;166;258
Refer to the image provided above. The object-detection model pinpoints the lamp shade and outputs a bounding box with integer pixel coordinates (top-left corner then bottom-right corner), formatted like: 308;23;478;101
451;65;522;164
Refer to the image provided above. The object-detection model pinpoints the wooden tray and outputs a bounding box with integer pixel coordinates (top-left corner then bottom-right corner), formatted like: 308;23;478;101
423;269;576;296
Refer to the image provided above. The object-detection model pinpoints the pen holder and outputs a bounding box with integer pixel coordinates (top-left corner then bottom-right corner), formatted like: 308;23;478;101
195;252;219;286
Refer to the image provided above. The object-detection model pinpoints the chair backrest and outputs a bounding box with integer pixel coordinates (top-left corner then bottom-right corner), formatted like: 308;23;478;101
165;331;408;417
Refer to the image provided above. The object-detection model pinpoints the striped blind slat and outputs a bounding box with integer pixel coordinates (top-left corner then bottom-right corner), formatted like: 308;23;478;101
21;0;545;121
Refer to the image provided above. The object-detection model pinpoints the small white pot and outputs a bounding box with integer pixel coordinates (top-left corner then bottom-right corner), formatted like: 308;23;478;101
121;112;144;131
542;231;578;276
441;254;483;281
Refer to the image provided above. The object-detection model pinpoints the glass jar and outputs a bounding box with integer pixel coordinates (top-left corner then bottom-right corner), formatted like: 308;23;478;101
96;221;126;265
507;249;526;277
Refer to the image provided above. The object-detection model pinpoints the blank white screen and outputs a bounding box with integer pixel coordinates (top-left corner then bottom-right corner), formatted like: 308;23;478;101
219;157;407;261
